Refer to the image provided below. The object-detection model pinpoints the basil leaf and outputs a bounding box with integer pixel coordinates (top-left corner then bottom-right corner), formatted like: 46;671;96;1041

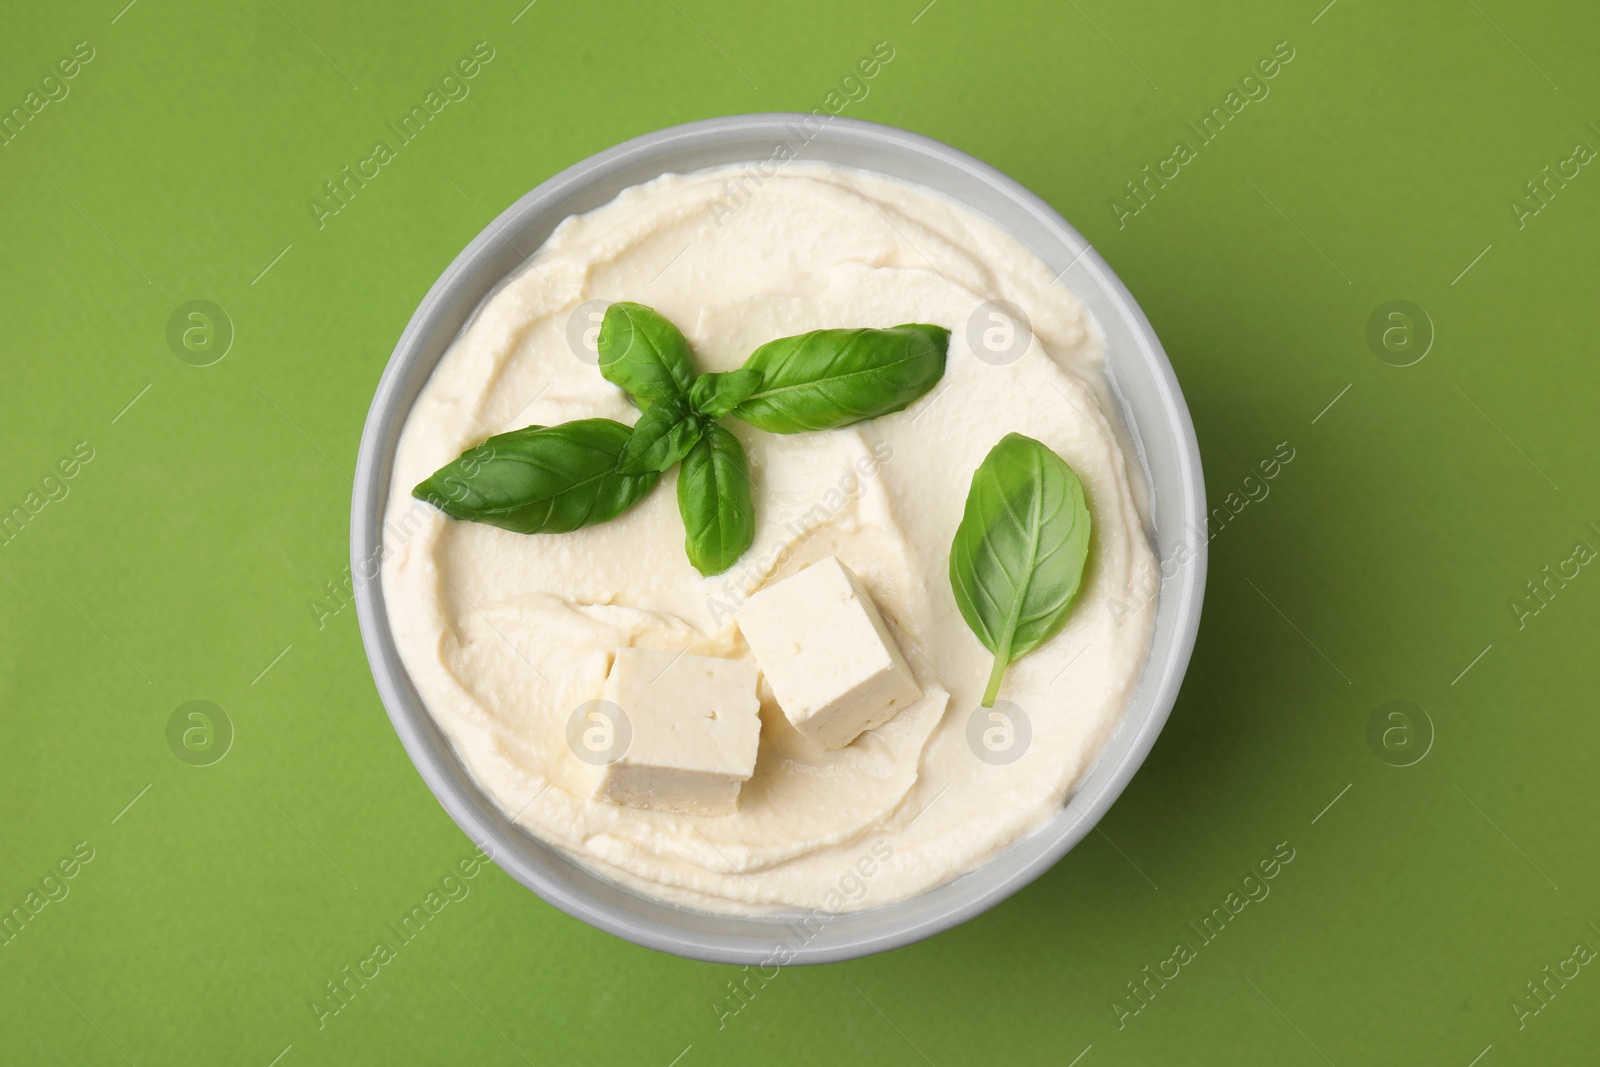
949;433;1092;706
596;302;698;411
413;419;659;534
676;423;754;576
688;368;763;418
616;396;704;476
730;323;949;433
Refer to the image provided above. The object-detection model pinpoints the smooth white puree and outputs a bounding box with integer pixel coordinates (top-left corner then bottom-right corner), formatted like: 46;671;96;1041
382;163;1158;915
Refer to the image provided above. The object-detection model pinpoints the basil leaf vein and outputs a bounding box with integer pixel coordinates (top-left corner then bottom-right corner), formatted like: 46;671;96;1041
413;419;659;534
948;433;1092;706
730;323;948;433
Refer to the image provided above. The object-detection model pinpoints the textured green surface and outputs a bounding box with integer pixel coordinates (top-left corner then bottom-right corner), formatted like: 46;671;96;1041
3;1;1597;1064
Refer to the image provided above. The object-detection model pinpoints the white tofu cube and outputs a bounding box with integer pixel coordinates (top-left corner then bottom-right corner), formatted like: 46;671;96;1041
591;647;762;816
735;556;921;750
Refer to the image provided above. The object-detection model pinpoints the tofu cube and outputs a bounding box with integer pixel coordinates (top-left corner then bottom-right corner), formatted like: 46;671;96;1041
592;647;762;816
735;556;921;750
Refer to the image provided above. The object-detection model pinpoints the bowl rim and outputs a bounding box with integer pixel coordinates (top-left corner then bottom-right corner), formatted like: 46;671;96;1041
352;113;1206;964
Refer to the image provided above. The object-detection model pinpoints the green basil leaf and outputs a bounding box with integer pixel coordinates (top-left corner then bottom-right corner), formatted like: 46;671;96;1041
616;396;704;476
676;423;754;576
949;433;1092;706
730;323;949;433
596;302;698;411
688;368;763;418
413;419;659;534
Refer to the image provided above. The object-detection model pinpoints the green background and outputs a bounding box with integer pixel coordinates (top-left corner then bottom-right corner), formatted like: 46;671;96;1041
3;0;1596;1063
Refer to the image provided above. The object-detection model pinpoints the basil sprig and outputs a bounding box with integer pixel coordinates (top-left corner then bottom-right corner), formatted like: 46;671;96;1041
730;324;948;433
677;424;755;577
592;304;756;575
949;433;1092;706
412;420;659;535
415;302;952;578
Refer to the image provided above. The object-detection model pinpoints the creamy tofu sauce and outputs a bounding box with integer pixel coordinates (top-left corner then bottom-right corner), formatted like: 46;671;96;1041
382;163;1158;914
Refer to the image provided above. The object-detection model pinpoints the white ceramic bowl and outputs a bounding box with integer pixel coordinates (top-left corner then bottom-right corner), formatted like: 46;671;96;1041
352;114;1205;964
